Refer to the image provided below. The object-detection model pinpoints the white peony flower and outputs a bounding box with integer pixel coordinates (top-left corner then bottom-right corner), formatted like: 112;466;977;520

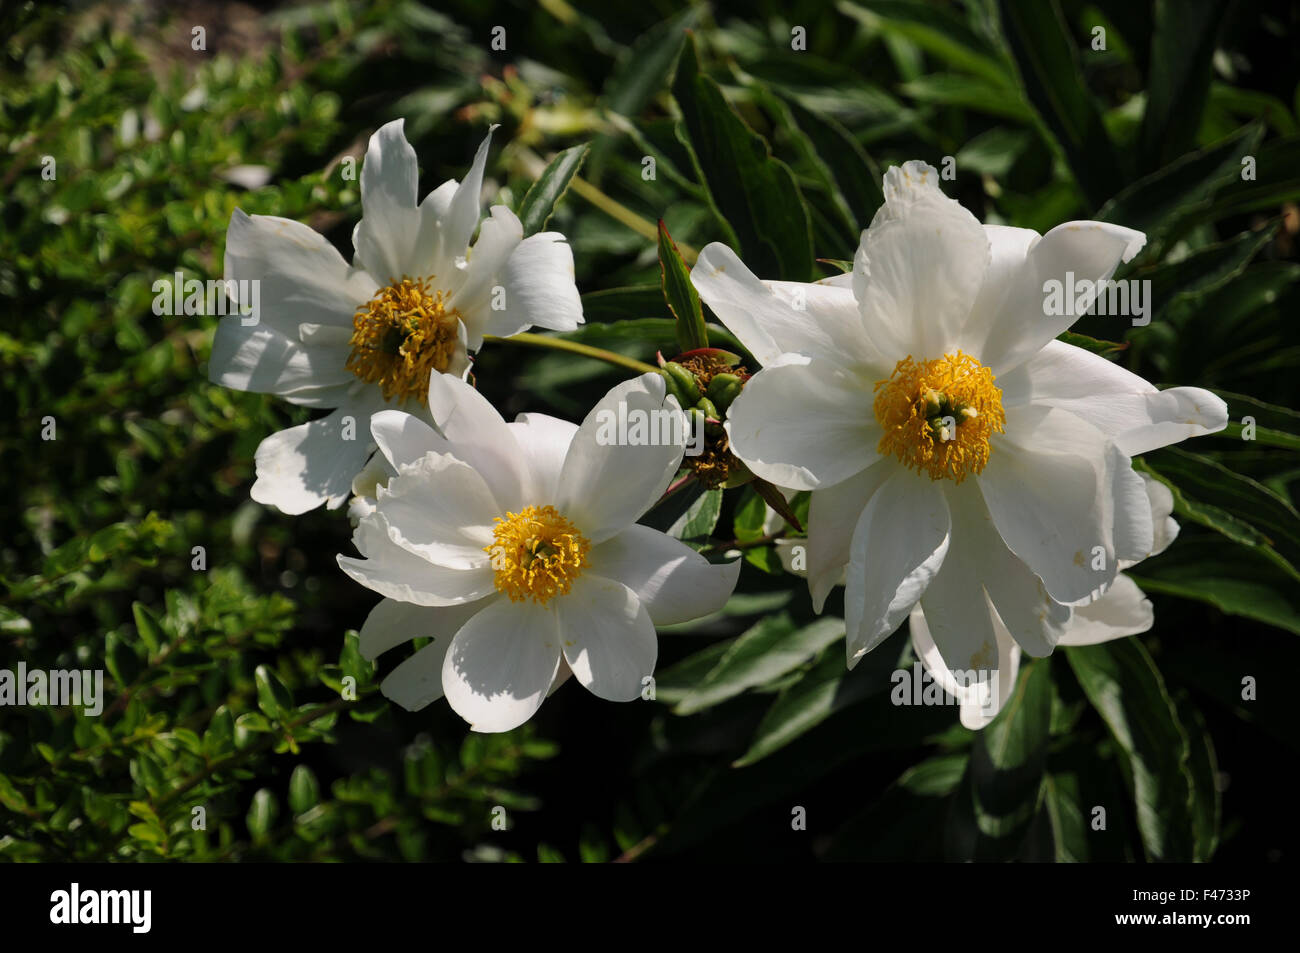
336;371;741;732
767;473;1181;728
692;159;1227;680
209;119;583;514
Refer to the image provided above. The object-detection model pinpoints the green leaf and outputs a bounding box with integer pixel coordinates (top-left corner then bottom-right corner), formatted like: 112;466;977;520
1097;123;1263;248
949;659;1051;860
246;788;279;842
604;7;702;118
1042;772;1089;862
838;0;1013;89
131;601;163;655
516;143;589;237
254;665;294;721
288;764;320;815
659;220;707;352
667;487;722;542
1206;135;1300;217
672;34;813;280
734;641;894;766
672;614;846;715
824;753;969;861
997;0;1123;210
1136;0;1228;173
0;774;30;813
1128;535;1300;635
1177;698;1221;862
1066;640;1196;861
580;285;665;323
1141;447;1300;579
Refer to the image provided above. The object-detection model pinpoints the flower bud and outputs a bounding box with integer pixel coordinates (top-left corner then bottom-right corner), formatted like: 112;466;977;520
705;373;744;412
661;361;702;406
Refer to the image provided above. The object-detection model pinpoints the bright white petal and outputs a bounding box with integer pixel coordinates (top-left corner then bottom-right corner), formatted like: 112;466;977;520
445;205;524;344
353;119;423;282
691;243;881;370
338;511;495;606
844;469;951;664
373;453;498;568
853;160;990;358
208;319;354;406
910;602;1022;730
806;459;894;612
251;400;380;514
508;413;578;503
222;208;377;337
726;355;880;491
556;373;684;543
977;220;1146;374
370;409;443;471
555;576;657;702
357;596;486;661
976;405;1117;604
590;524;740;626
425;372;530;510
1059;574;1153;646
441;596;561;732
464;231;584;346
441;127;497;264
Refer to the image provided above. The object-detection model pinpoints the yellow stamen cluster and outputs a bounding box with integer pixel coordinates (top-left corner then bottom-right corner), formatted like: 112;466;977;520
873;352;1005;483
485;505;590;605
346;276;461;405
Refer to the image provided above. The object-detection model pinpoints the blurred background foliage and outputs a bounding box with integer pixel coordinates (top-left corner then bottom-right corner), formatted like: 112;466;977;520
2;0;1298;862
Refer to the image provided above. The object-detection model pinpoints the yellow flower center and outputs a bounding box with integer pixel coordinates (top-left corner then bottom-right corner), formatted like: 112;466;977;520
346;276;461;405
872;352;1006;483
485;505;591;605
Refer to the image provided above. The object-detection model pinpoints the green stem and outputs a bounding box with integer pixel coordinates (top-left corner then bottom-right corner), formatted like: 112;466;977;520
485;331;660;375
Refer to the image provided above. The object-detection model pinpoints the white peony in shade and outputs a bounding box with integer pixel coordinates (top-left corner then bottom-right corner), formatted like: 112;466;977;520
692;159;1227;681
337;371;742;732
208;119;584;515
767;473;1181;728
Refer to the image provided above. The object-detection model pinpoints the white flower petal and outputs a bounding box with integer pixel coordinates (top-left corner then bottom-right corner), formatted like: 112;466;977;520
590;524;740;625
977;405;1118;604
425;372;531;510
508;413;578;503
917;524;1002;676
911;601;1021;730
555;575;657;702
691;243;882;370
977;220;1146;374
370;408;443;471
358;596;486;661
943;478;1071;657
726;355;880;491
1009;341;1227;454
556;373;684;543
251;400;381;514
441;126;497;265
806;459;895;612
445;205;524;343
353;119;423;282
222;208;378;338
1059;574;1153;646
1112;387;1229;456
441;596;561;732
844;469;951;664
465;231;584;346
958;224;1041;355
373;453;498;569
853;160;990;359
208;319;354;406
338;511;495;606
